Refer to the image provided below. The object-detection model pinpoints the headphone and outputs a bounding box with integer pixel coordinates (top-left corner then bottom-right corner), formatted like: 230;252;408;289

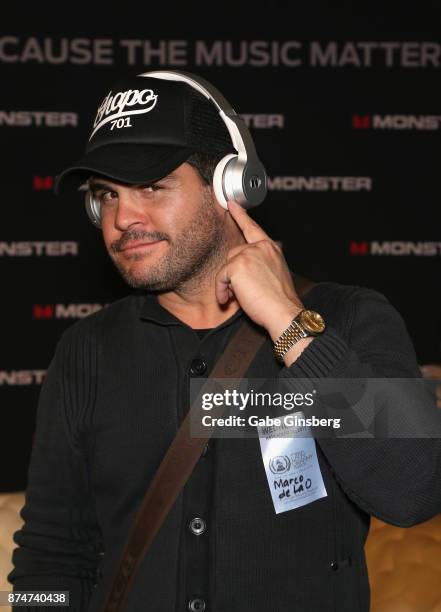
85;70;267;228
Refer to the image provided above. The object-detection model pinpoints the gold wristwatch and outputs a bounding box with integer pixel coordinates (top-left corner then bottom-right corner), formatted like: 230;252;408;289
273;309;326;363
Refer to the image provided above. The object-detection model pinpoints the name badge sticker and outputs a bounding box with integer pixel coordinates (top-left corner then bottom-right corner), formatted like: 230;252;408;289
257;412;327;514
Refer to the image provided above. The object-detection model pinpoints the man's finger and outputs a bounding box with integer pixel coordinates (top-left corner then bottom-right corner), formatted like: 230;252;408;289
214;262;232;305
227;200;271;244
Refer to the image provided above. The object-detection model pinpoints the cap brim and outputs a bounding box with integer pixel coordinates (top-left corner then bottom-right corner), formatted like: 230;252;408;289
54;144;194;194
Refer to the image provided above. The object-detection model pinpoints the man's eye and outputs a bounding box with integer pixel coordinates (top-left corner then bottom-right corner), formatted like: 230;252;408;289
102;190;117;201
93;190;116;203
142;183;162;193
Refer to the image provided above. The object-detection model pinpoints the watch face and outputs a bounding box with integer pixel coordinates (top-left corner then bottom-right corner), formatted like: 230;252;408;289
300;310;326;334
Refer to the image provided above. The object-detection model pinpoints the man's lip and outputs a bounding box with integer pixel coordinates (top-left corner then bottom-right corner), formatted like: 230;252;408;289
120;240;165;252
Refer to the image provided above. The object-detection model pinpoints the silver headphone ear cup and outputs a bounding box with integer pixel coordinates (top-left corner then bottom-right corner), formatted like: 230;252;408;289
85;191;102;228
222;156;246;205
240;160;267;208
213;154;237;209
222;157;267;209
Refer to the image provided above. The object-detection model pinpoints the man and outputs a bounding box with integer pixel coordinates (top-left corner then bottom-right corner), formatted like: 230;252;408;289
8;73;441;612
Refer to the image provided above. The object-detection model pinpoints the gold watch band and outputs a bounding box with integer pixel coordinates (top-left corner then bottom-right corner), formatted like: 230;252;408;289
273;312;307;363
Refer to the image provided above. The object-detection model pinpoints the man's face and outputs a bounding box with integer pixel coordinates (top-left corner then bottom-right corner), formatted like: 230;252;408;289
90;162;228;292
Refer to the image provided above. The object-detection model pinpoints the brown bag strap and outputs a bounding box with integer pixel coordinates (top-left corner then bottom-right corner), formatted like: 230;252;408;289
101;319;267;612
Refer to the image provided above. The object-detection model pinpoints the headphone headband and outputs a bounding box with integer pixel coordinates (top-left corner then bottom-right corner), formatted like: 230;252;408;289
138;70;259;164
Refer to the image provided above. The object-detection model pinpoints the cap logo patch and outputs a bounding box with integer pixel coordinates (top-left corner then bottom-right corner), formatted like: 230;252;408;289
89;88;158;140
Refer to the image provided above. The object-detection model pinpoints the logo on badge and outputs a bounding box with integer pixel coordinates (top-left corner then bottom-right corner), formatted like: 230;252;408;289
269;455;291;474
290;450;313;470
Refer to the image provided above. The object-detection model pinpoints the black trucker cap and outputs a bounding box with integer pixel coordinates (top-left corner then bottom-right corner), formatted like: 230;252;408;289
54;74;234;193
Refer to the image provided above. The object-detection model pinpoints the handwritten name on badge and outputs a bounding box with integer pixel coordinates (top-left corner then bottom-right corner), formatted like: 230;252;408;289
257;412;327;514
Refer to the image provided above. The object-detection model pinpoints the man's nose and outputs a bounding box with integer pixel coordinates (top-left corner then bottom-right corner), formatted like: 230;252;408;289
114;191;152;231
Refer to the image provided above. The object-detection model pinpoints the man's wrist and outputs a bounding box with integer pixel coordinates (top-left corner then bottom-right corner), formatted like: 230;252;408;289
266;301;304;342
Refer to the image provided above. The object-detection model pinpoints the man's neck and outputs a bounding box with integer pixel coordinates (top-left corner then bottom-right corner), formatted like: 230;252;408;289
156;216;245;329
157;278;241;330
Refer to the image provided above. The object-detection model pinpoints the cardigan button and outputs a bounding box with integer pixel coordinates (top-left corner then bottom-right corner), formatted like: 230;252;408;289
190;358;207;376
330;561;339;571
189;517;206;535
188;598;206;611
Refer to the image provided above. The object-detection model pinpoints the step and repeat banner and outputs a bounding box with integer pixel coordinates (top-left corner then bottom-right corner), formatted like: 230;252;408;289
0;12;440;490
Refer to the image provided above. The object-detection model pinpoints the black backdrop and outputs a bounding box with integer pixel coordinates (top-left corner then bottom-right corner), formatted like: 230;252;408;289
1;6;440;491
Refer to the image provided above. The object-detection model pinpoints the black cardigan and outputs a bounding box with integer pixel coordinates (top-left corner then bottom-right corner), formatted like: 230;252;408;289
8;281;441;611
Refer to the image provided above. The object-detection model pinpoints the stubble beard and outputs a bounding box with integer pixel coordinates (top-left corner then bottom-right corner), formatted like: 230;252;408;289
109;189;229;294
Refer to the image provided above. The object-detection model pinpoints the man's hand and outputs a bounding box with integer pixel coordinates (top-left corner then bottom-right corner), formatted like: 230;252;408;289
215;200;308;347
